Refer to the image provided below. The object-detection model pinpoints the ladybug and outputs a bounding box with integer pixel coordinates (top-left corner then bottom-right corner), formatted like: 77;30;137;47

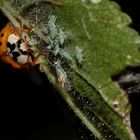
0;21;41;70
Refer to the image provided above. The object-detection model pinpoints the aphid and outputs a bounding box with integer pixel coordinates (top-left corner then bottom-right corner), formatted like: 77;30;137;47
59;49;73;62
54;60;71;90
75;46;84;66
46;14;69;56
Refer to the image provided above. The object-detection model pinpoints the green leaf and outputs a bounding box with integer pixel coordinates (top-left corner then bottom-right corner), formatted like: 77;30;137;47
1;0;139;139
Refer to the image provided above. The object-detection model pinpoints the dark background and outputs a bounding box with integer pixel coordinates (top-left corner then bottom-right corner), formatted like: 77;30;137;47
115;0;140;33
0;0;140;140
0;67;78;140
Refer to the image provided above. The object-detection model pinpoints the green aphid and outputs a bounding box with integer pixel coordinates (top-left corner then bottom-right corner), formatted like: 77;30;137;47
59;49;73;62
75;46;84;66
58;28;68;45
53;44;60;56
28;36;38;46
47;15;58;39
